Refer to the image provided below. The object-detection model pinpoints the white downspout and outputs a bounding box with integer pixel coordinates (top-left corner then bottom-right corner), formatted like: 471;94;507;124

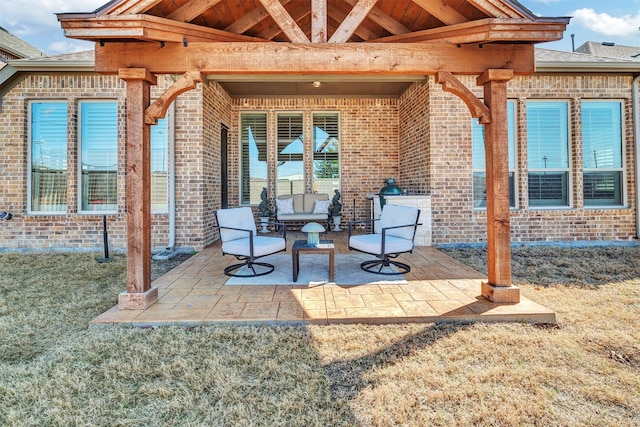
634;76;640;239
167;103;176;251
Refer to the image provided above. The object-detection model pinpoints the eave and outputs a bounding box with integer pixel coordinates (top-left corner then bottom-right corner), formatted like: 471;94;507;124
58;14;268;43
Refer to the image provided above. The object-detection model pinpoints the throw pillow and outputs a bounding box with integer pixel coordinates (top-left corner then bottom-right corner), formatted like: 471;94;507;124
276;198;295;215
313;199;331;214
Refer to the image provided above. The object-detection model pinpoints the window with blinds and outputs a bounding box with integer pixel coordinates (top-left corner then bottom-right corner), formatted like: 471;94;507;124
276;113;304;196
471;101;516;208
79;101;118;212
240;113;267;204
312;113;340;194
526;101;570;207
151;117;169;213
582;101;624;206
29;101;68;213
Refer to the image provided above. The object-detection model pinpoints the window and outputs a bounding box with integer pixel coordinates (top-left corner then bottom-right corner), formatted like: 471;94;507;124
79;101;118;212
582;101;624;206
526;101;570;207
151;117;169;213
29;101;68;213
312;113;340;194
240;113;267;204
472;101;516;208
276;113;304;196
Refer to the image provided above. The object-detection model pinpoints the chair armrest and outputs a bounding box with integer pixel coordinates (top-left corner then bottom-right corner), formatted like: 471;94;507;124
348;218;376;238
380;222;422;254
268;221;287;241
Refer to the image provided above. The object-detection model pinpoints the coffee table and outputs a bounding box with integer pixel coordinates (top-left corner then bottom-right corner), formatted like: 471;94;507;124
291;239;335;282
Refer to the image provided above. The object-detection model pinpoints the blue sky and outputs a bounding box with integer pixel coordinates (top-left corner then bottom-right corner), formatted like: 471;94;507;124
0;0;639;55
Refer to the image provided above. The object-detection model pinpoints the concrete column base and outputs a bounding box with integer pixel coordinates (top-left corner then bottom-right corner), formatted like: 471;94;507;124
482;282;520;303
118;286;158;310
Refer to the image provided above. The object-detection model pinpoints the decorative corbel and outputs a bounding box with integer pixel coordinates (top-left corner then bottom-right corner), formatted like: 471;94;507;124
145;70;202;125
436;71;491;124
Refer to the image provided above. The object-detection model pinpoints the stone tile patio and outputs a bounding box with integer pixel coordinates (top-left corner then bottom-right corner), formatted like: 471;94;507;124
92;233;555;326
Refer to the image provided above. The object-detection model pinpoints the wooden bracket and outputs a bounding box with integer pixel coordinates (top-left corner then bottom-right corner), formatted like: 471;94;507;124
145;70;202;124
436;71;491;124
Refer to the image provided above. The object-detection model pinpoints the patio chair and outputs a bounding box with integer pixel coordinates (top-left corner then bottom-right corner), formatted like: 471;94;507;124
215;207;287;277
348;204;420;275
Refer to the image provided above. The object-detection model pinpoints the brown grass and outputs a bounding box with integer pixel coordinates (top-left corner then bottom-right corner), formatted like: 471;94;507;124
1;247;639;426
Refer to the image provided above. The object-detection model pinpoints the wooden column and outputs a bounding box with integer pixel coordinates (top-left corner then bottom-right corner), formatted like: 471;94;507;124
118;68;158;310
477;69;519;303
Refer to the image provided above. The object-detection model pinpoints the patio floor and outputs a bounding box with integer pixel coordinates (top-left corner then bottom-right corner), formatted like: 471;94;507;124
92;232;555;326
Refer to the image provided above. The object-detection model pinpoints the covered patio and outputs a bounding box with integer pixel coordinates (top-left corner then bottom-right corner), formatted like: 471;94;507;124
92;231;555;326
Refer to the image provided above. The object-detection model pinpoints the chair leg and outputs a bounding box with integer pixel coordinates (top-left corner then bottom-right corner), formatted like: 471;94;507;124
224;261;275;277
360;258;410;275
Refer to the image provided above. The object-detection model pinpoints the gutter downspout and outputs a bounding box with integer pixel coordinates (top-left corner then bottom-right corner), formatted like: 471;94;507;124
634;76;640;239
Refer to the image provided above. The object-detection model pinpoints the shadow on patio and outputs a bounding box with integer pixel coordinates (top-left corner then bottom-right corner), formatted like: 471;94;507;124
92;232;555;326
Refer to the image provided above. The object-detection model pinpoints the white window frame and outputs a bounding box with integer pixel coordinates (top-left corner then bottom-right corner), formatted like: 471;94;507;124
581;99;626;208
526;100;572;209
472;100;517;209
27;100;68;215
77;100;119;214
150;107;173;214
312;111;341;195
275;111;305;197
239;112;268;205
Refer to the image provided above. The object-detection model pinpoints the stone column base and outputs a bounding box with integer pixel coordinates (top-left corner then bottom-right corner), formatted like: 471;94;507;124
482;282;520;303
118;286;158;310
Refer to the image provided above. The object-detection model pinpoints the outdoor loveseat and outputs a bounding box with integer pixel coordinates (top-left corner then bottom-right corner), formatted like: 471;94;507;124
275;193;331;230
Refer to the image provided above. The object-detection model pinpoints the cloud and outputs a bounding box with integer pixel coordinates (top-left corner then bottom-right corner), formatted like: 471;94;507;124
47;40;94;54
572;8;640;37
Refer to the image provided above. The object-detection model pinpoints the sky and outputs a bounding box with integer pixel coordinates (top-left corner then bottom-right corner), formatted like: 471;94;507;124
0;0;639;55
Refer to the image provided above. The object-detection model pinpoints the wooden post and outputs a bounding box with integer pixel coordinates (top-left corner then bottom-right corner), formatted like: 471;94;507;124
477;69;519;303
118;68;158;309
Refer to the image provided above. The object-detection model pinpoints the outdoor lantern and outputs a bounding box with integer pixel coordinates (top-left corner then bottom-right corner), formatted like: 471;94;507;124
301;222;325;246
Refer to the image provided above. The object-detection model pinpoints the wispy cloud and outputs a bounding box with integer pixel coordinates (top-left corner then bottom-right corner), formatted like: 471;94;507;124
572;8;640;37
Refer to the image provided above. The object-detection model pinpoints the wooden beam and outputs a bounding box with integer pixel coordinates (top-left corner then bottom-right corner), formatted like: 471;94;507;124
61;14;268;43
476;69;519;302
108;0;164;15
95;41;536;75
145;71;202;124
256;3;311;40
343;0;410;35
311;0;327;43
436;71;490;123
118;67;157;309
168;0;224;23
258;0;310;43
328;0;377;43
225;1;292;34
327;3;377;41
371;18;566;44
411;0;468;25
466;0;525;19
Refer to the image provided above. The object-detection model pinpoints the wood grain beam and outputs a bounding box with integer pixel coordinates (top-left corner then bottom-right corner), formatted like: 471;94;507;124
466;0;524;19
436;71;490;123
411;0;467;25
329;0;377;43
258;0;310;43
225;0;292;34
145;71;202;124
311;0;327;43
343;0;409;35
371;18;566;44
256;5;311;40
95;41;535;75
168;0;224;22
60;14;267;43
327;3;377;41
108;0;164;15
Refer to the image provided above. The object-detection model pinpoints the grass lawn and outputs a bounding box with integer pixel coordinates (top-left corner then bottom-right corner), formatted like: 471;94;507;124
0;247;639;426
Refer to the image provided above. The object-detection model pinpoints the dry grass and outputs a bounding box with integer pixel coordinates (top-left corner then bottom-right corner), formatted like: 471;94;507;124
1;247;639;426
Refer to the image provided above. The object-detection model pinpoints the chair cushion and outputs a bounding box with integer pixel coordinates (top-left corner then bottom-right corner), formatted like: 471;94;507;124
312;199;331;214
216;207;257;242
276;197;295;215
349;234;414;256
222;236;286;258
379;205;419;240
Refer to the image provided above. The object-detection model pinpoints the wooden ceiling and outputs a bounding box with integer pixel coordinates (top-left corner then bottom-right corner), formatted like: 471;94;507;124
59;0;568;45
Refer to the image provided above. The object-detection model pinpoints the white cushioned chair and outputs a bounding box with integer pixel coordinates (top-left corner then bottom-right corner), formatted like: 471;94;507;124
348;204;420;275
215;207;287;277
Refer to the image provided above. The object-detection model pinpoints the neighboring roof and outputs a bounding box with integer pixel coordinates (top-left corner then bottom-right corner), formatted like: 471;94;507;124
575;41;640;61
535;45;640;72
0;26;44;59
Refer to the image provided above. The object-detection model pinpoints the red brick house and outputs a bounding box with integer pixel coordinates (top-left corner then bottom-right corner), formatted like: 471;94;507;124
2;1;638;308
